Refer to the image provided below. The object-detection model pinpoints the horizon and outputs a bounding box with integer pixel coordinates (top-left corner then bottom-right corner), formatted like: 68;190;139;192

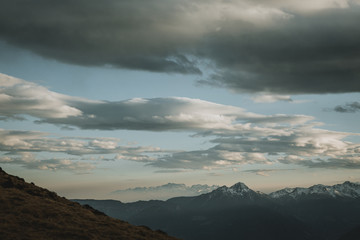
1;0;360;202
5;166;359;202
93;180;360;202
3;165;359;203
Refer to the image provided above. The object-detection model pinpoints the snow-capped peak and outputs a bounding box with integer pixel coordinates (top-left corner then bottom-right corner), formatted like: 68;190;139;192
227;182;251;194
208;182;258;198
269;181;360;199
231;182;250;190
332;181;360;198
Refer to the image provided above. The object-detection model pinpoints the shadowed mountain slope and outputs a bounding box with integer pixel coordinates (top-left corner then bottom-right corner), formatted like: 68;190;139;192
338;225;360;240
0;167;178;240
75;183;319;240
75;182;360;240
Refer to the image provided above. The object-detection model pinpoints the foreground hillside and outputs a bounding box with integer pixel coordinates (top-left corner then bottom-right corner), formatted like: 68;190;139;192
0;168;178;240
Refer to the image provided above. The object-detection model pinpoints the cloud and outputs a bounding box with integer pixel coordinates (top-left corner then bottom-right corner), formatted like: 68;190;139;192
279;156;360;169
242;168;295;177
0;152;95;173
0;0;204;74
151;149;270;170
0;128;166;171
334;102;360;113
1;73;311;132
0;128;164;157
246;170;271;177
1;1;360;94
0;73;83;119
151;125;360;170
1;73;360;171
251;94;293;103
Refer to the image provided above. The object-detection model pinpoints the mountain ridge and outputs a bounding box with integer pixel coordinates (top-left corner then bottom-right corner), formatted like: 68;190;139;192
112;183;219;193
111;180;360;201
74;181;360;240
269;181;360;199
111;182;219;202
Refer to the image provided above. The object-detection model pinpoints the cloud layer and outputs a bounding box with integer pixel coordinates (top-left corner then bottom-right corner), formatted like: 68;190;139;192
1;73;360;171
152;127;360;170
1;0;360;94
334;102;360;113
1;73;309;131
0;128;164;172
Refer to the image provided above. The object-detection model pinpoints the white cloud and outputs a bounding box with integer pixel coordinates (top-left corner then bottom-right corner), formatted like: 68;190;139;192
1;73;360;171
251;94;293;103
0;128;167;171
1;73;312;132
242;168;295;177
0;152;95;173
0;73;83;119
151;125;360;170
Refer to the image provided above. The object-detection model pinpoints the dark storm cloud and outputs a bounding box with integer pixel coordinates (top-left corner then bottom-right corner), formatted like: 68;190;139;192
1;0;360;94
334;102;360;113
0;0;201;74
199;7;360;94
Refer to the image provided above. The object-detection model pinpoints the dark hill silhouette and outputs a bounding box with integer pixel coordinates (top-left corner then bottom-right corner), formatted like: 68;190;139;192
0;167;179;240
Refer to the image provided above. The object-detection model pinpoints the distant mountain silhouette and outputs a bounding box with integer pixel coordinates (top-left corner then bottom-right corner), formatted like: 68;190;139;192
0;167;178;240
269;181;360;200
111;183;219;201
75;181;360;240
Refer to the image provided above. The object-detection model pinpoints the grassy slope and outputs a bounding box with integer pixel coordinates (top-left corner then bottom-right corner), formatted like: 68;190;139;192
0;167;179;240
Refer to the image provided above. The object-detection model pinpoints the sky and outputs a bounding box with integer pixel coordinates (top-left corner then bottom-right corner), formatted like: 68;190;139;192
1;0;360;201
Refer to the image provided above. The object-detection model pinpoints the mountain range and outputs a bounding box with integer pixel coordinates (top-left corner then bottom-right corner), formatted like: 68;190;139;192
0;167;178;240
111;183;219;202
75;181;360;240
